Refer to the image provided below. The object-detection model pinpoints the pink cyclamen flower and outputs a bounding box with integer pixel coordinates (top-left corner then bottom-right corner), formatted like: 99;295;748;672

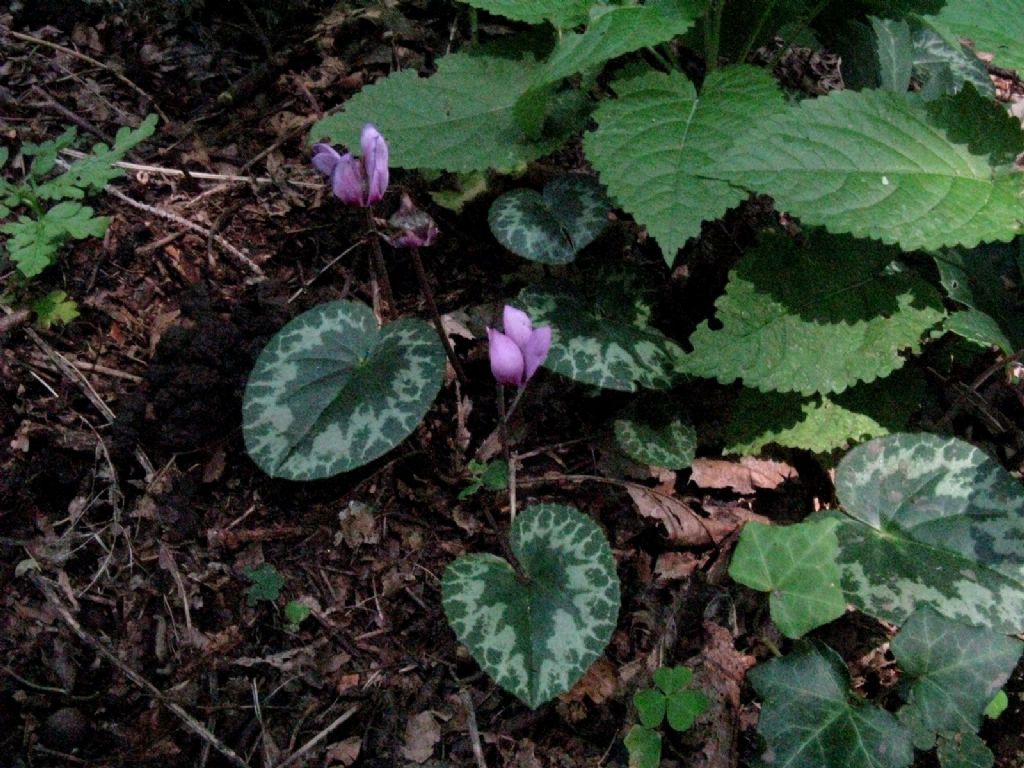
311;123;389;207
488;305;552;386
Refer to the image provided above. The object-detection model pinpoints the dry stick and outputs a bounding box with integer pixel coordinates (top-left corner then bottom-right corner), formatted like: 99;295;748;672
272;704;360;768
31;574;252;768
409;245;467;386
5;28;172;125
460;690;489;768
0;309;32;338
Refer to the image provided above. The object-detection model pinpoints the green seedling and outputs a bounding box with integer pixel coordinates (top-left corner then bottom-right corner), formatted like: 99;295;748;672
458;459;508;500
625;666;709;768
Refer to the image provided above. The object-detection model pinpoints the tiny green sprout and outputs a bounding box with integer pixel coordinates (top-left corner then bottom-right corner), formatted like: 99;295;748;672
458;459;509;500
244;563;285;607
284;600;311;628
985;690;1008;720
625;666;709;768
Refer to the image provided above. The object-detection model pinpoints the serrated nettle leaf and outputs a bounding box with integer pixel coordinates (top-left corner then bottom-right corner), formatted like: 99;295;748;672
891;607;1022;738
750;640;914;768
585;65;784;265
934;241;1024;355
936;731;994;768
833;433;1024;632
725;368;927;455
488;175;610;265
728;518;847;638
517;284;687;391
925;84;1024;169
515;0;700;136
634;689;667;728
442;503;620;709
911;24;995;101
680;231;945;396
624;724;662;768
665;689;708;732
310;50;580;173
653;665;692;695
614;396;695;469
871;16;914;92
456;0;590;27
243;300;445;480
930;0;1024;72
711;88;1024;250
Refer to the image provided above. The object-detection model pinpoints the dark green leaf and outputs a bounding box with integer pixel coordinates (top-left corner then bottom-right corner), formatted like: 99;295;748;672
634;689;667;728
624;724;662;768
245;564;285;607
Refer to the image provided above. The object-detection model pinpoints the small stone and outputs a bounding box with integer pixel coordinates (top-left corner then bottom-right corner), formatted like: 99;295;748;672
41;707;89;750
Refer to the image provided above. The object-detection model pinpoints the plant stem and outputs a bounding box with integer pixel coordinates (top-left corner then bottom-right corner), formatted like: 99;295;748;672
496;384;517;523
736;0;778;64
703;0;725;72
365;208;394;320
408;245;467;386
468;7;479;46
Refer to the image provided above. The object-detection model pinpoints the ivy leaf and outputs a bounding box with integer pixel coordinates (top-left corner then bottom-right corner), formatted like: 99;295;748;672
244;564;285;607
243;300;445;480
634;689;667;728
833;433;1024;632
518;280;687;391
871;16;914;92
585;65;784;265
442;503;620;709
680;231;945;396
930;0;1024;72
455;0;591;27
728;519;847;638
750;641;914;768
488;175;610;265
614;396;695;469
892;607;1022;739
624;724;662;768
712;88;1024;250
726;368;926;455
515;0;700;136
310;50;579;172
936;731;994;768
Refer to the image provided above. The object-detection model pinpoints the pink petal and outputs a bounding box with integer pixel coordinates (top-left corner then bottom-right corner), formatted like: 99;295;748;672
488;328;526;386
311;143;342;176
332;153;367;206
361;124;389;205
523;325;552;382
502;305;533;349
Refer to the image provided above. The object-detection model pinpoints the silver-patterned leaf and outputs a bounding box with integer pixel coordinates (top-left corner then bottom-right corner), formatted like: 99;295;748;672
442;503;620;709
614;397;695;469
243;300;446;480
488;175;611;265
833;433;1024;632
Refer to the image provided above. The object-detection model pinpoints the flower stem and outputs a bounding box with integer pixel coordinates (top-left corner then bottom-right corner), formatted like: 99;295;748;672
496;384;517;523
364;208;394;319
409;245;467;387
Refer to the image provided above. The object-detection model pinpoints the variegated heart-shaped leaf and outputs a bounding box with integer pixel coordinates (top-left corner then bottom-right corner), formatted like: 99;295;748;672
488;175;611;265
243;300;445;480
442;504;620;709
614;397;696;470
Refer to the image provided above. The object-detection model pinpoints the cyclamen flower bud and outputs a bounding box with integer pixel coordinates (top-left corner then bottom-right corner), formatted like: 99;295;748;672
311;123;389;207
386;193;439;249
487;305;552;387
361;124;389;205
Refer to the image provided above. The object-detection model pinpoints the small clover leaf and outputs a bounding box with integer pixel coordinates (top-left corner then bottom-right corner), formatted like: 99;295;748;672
624;724;661;768
666;689;709;732
634;689;666;729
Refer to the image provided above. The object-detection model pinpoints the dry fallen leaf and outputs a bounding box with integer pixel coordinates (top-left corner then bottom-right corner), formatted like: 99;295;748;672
401;711;442;764
325;736;362;766
690;456;798;494
692;621;757;768
559;657;616;704
654;551;703;581
627;486;753;546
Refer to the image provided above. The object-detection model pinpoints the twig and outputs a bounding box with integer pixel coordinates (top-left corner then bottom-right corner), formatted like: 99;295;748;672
272;704;360;768
30;85;114;144
460;690;488;768
5;28;171;125
288;242;362;303
31;574;251;768
409;245;467;385
0;308;32;338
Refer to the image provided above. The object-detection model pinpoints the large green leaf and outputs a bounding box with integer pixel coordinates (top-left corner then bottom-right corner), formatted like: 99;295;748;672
456;0;590;27
441;503;620;709
930;0;1024;72
934;241;1024;355
937;732;994;768
725;368;926;455
515;0;700;135
728;519;847;638
310;50;578;172
679;231;945;396
518;281;687;391
585;65;784;265
871;16;914;92
750;641;914;768
925;84;1024;168
833;433;1024;632
712;88;1024;250
243;300;445;480
614;396;695;469
488;175;610;265
892;607;1022;740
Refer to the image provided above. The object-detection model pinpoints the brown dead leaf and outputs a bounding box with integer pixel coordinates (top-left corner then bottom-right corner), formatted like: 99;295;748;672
559;657;616;704
336;501;378;547
690;456;798;494
627;486;745;546
325;736;362;766
654;551;703;581
401;711;441;764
